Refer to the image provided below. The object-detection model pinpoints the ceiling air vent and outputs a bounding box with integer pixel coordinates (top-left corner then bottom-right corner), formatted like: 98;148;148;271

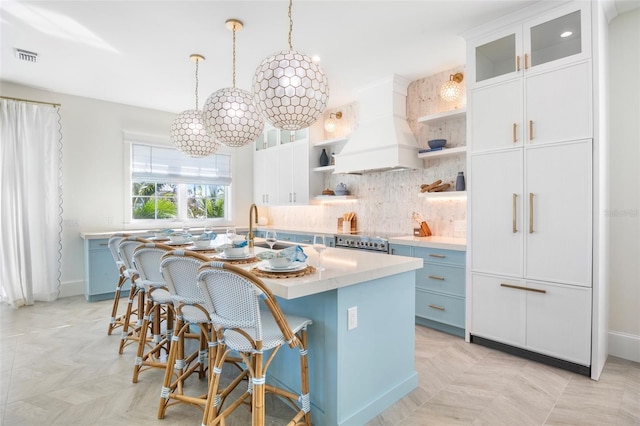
15;48;38;63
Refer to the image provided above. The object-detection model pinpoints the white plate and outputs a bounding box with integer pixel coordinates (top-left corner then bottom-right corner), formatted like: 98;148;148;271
212;252;254;260
166;241;190;246
186;245;214;251
257;261;306;273
148;236;169;242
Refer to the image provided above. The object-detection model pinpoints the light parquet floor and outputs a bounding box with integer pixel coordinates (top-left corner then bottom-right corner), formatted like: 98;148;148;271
1;296;638;425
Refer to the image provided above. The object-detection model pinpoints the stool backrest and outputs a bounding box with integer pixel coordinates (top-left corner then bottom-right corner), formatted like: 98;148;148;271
196;262;297;346
133;243;172;286
118;237;150;280
108;233;129;274
160;250;210;305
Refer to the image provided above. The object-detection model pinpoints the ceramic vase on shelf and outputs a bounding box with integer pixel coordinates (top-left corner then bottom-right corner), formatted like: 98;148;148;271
319;148;329;167
456;171;466;191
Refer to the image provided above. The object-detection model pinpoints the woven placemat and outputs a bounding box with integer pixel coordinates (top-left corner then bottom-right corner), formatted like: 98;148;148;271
250;265;316;279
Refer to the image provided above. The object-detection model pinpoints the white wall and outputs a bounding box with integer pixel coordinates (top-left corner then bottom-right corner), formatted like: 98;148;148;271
608;8;640;362
0;82;254;297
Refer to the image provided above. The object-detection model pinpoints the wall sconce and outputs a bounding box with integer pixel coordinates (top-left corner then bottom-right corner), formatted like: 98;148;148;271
324;111;342;132
440;72;464;102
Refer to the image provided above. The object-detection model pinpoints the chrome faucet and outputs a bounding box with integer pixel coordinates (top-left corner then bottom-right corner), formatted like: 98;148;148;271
248;203;258;248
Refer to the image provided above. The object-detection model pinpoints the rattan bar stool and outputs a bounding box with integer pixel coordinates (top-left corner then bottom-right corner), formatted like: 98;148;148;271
197;261;313;426
131;242;174;383
156;250;217;419
117;236;151;354
106;233;131;335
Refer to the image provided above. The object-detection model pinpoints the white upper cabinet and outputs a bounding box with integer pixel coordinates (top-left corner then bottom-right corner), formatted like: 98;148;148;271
253;126;321;206
469;3;592;152
471;2;591;88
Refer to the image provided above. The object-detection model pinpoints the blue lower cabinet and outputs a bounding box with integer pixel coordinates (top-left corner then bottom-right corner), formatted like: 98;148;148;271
390;244;466;337
84;238;122;302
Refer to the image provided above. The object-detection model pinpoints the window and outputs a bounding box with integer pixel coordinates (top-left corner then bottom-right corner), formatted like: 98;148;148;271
125;134;232;224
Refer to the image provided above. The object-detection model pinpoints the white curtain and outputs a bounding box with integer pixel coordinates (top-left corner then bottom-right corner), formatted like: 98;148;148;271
0;99;63;308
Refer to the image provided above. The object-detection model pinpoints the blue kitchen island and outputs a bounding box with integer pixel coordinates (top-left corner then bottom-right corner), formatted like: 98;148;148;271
253;246;422;426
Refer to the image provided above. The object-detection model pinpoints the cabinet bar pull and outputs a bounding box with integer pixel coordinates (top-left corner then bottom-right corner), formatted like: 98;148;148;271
516;55;521;72
524;53;529;69
99;243;108;246
428;304;446;311
428;275;445;281
529;120;534;140
513;123;517;143
512;193;518;233
428;253;446;259
500;283;546;294
529;193;534;233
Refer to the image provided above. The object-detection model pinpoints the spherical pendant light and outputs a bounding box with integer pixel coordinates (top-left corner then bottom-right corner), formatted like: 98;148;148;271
170;54;220;157
252;0;329;130
170;109;219;157
202;19;264;148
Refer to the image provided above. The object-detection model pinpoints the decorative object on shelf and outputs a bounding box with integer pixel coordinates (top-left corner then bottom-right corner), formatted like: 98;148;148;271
428;138;447;149
456;171;466;191
170;54;220;157
335;182;349;196
319;148;329;167
440;72;464;102
321;188;335;195
324;111;342;132
331;152;335;165
420;179;451;193
202;19;264;148
252;0;329;130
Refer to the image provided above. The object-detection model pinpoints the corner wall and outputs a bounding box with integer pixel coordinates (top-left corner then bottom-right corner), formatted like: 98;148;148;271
608;7;640;362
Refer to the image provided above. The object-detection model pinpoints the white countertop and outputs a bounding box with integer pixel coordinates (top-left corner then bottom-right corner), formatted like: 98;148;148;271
241;246;423;300
388;236;466;251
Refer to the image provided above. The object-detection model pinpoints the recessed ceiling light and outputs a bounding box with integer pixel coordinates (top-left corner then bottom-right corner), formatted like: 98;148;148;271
561;31;573;38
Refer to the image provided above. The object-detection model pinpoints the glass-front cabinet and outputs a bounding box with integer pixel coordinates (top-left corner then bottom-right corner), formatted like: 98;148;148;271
472;2;590;87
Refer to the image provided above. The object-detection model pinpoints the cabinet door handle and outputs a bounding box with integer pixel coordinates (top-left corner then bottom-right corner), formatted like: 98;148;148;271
428;275;445;281
513;123;518;143
516;55;521;72
529;193;534;234
428;304;445;311
99;243;108;246
428;253;445;259
529;120;534;140
512;193;518;233
524;53;529;70
500;283;546;294
301;239;312;243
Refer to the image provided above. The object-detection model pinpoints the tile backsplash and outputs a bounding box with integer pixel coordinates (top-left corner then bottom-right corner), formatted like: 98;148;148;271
262;67;467;238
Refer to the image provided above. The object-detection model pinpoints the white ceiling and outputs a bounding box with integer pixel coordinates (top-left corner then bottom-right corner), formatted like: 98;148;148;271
1;1;637;114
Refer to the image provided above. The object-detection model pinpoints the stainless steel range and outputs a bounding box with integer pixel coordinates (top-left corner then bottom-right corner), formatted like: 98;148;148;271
334;234;390;253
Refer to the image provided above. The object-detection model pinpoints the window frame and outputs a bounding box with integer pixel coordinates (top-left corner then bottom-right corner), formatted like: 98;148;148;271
123;131;235;228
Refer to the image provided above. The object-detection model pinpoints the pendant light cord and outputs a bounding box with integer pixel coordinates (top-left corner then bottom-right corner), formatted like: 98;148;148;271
232;25;237;88
194;57;200;110
288;0;294;50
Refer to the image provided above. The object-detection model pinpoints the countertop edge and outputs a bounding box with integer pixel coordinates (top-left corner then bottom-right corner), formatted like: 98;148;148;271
388;236;466;251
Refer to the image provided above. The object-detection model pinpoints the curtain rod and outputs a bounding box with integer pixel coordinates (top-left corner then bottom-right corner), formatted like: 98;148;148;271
0;95;61;108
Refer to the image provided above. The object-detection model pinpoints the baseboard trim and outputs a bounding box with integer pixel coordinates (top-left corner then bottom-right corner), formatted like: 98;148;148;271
58;280;83;298
608;330;640;363
470;335;591;377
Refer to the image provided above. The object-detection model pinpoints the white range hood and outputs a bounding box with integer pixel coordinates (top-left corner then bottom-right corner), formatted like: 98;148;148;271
334;74;421;174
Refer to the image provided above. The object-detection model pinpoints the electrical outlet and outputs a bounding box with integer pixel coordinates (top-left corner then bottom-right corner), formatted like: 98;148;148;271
347;306;357;330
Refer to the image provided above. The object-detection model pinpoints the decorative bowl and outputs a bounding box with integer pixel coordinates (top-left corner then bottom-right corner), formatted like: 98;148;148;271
268;257;293;268
224;247;246;257
193;239;211;249
428;139;447;149
168;233;188;244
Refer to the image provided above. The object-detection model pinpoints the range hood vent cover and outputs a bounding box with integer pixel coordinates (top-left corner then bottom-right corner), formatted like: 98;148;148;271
334;74;421;174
